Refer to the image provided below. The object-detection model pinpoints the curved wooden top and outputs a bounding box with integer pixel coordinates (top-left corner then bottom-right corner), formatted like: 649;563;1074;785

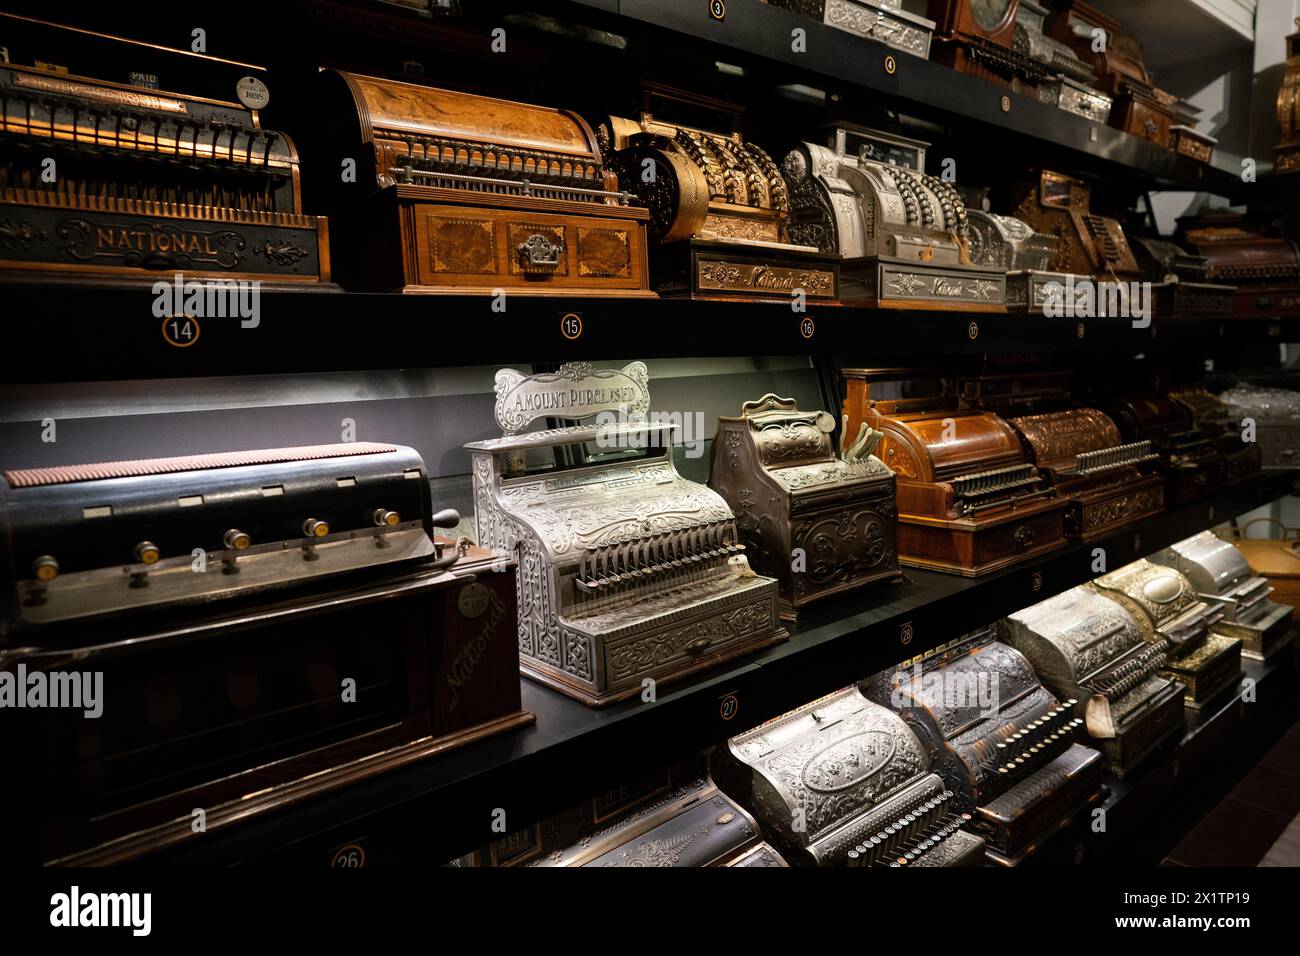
336;70;597;158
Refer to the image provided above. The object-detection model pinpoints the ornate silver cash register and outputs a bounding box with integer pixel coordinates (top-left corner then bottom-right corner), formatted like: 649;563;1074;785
782;125;1006;309
863;632;1105;866
2;442;531;864
712;686;987;866
1152;532;1294;661
763;0;936;58
960;199;1093;315
708;393;901;618
1001;585;1187;777
465;362;788;707
1090;560;1242;708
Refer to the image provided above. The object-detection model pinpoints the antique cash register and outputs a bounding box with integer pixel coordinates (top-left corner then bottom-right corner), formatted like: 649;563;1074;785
1;442;531;864
864;632;1105;866
960;201;1094;314
1001;585;1187;776
1217;383;1300;469
842;368;1068;575
0;14;330;287
1277;18;1300;174
928;0;1054;90
1015;0;1111;123
597;84;838;302
781;125;1006;309
1130;237;1235;318
314;69;652;296
1152;532;1294;661
1177;212;1300;319
1090;559;1243;708
448;757;787;867
1009;170;1142;284
762;1;935;57
961;371;1164;540
1167;382;1261;485
1047;0;1185;149
464;362;788;707
1098;385;1224;505
712;686;987;866
708;393;901;618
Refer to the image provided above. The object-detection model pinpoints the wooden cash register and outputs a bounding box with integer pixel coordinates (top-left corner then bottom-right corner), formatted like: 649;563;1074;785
843;368;1068;575
315;69;652;296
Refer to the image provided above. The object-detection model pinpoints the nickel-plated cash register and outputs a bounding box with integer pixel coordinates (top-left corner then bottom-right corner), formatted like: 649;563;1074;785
2;442;531;864
465;362;788;707
1152;532;1294;661
712;686;987;866
1001;585;1187;776
864;632;1105;865
782;125;1006;310
1090;559;1242;708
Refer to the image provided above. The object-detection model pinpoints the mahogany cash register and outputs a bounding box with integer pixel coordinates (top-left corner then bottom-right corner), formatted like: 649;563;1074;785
598;84;838;302
708;393;901;618
1;443;531;865
842;368;1068;575
314;70;652;296
712;686;987;866
0;15;330;287
1152;532;1294;661
1177;212;1300;319
1167;382;1261;485
864;632;1105;866
961;371;1164;540
1098;384;1224;505
1001;585;1187;777
464;362;787;707
782;125;1006;310
1090;559;1242;709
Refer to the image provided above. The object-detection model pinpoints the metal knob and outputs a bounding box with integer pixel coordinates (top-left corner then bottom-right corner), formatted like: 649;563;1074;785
224;529;252;550
32;555;59;582
134;541;161;564
303;519;330;539
373;509;400;527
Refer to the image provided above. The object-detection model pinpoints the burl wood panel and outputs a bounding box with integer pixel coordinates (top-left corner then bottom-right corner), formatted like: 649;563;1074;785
411;203;645;291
